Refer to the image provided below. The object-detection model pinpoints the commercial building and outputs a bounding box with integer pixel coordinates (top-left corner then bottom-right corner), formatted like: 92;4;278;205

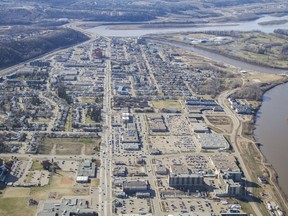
123;143;140;151
76;176;89;183
37;198;98;216
169;173;204;189
156;165;168;175
148;115;168;133
210;154;242;182
185;98;218;106
113;166;127;177
76;160;97;183
191;122;210;133
225;180;242;196
197;133;230;150
214;179;242;197
123;180;150;195
122;123;139;143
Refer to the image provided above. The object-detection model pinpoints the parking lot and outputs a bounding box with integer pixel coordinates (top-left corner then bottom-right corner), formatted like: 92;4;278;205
114;197;151;215
161;198;230;215
165;115;191;136
29;170;50;186
149;135;199;154
55;159;79;172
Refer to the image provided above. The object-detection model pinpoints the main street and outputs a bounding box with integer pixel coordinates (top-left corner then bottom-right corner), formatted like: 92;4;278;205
98;38;113;216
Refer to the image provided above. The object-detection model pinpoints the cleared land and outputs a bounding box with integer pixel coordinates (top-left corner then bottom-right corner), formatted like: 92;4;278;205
30;170;88;200
151;100;181;111
0;197;37;216
2;188;31;198
38;138;101;155
30;160;43;171
206;115;233;133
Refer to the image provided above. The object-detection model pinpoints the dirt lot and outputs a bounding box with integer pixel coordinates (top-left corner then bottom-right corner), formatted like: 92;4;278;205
241;121;255;140
248;73;285;83
151;100;181;111
38;138;101;155
55;143;83;155
206;115;233;133
29;170;86;200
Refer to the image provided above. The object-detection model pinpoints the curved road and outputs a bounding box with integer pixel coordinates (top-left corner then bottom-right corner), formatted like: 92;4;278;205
218;89;263;216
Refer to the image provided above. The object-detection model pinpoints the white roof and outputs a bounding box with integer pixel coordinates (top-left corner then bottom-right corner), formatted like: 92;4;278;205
76;176;89;181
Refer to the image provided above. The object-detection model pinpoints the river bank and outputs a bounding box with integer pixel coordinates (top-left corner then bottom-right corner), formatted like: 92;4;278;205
157;36;288;70
146;38;288;75
192;44;288;70
237;78;288;213
252;81;288;209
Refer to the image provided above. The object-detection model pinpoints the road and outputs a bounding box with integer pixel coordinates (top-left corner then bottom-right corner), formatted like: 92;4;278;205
218;89;263;216
98;38;113;216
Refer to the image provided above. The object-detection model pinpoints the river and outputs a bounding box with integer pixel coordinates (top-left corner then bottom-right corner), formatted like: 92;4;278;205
87;15;288;195
254;83;288;195
87;15;288;37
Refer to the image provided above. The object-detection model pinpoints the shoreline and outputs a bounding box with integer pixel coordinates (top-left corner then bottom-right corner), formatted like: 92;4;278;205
243;78;288;212
192;44;288;70
148;37;288;71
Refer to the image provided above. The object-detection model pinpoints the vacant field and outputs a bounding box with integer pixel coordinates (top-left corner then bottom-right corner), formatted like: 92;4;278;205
91;178;100;187
0;197;37;216
2;171;90;212
206;115;233;133
30;170;81;200
64;108;72;132
242;121;255;140
3;188;30;198
39;138;101;155
38;141;54;154
248;73;285;83
152;100;181;111
80;97;96;103
56;142;83;155
30;160;43;171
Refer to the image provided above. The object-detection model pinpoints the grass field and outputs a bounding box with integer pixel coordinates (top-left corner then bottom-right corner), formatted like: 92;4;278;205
151;100;181;111
30;160;43;171
56;142;83;155
0;197;37;216
3;188;30;198
64;107;72;132
80;97;96;103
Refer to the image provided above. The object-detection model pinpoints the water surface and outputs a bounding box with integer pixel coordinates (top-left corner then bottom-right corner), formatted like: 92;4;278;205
254;83;288;195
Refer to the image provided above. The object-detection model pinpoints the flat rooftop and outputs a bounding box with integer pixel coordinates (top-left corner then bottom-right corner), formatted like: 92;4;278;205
210;154;240;172
197;133;230;150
